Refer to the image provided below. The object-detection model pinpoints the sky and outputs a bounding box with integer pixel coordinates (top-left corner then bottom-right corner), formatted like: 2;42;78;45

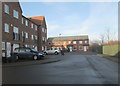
19;1;118;42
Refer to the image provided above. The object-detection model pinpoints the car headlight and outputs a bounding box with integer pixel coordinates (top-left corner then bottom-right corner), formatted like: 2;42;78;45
38;53;43;55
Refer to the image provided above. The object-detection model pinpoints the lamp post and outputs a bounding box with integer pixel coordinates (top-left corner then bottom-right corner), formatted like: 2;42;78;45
59;34;61;49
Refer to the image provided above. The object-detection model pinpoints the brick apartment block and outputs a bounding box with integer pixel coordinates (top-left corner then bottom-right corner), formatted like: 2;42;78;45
2;1;47;58
47;35;89;52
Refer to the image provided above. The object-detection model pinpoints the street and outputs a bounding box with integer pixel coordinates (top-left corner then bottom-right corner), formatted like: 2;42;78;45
2;52;118;84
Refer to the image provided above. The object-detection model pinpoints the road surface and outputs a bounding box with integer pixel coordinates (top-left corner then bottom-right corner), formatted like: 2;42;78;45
2;52;118;84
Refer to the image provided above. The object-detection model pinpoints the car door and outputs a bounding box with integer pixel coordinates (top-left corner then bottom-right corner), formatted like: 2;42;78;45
46;49;51;54
19;48;26;59
25;48;33;59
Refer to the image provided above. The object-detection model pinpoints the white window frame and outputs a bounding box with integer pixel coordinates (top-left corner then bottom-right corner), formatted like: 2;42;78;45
4;23;9;33
13;10;19;19
22;18;24;24
68;41;71;44
73;41;76;44
42;27;44;32
85;40;88;43
42;37;44;41
35;25;37;31
31;23;33;28
13;26;18;33
25;20;28;26
42;46;44;50
25;32;28;39
2;42;5;50
35;35;37;40
31;35;34;40
79;41;83;44
4;4;9;14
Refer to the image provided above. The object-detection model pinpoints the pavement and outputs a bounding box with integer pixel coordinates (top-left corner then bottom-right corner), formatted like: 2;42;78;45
2;54;63;67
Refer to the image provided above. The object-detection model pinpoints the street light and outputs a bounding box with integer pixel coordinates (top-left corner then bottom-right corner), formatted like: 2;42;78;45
59;34;61;50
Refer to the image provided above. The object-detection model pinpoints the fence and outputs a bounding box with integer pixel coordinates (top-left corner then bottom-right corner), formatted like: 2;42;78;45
103;44;120;57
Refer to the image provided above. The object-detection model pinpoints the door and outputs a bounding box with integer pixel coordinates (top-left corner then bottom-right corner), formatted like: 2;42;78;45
6;42;11;58
84;46;87;52
69;46;72;52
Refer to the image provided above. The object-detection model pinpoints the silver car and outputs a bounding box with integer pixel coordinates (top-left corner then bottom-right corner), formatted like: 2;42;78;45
44;48;60;55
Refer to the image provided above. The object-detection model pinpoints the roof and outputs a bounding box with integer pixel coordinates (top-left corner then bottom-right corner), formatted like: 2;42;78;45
22;15;38;25
48;35;89;42
28;16;45;25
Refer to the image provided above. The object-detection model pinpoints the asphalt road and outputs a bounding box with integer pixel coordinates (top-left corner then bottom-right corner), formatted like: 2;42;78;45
2;52;118;84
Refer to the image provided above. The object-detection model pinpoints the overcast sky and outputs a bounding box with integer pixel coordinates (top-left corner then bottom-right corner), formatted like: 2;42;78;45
19;1;118;42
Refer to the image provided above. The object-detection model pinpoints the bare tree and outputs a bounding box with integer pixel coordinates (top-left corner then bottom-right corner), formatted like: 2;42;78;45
106;28;110;43
100;34;105;45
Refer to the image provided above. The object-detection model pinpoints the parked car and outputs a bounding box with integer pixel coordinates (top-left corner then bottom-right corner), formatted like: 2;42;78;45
11;47;45;61
44;48;60;55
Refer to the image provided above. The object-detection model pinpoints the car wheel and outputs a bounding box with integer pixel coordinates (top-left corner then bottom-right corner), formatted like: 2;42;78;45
55;52;58;55
33;55;38;60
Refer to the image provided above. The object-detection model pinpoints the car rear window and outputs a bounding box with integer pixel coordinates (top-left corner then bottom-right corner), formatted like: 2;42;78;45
19;48;26;52
25;48;31;52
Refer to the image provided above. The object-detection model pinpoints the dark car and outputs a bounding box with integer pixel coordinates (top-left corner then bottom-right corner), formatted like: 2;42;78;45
11;47;45;61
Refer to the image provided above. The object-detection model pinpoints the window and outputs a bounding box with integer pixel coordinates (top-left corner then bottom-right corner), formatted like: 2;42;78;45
79;41;83;44
35;35;37;40
85;41;88;43
13;26;19;40
22;18;24;24
42;46;44;50
13;10;19;19
63;41;66;44
4;4;9;14
25;48;31;52
25;45;28;47
45;29;47;33
73;46;77;50
25;33;28;39
19;48;25;52
31;35;34;40
42;27;44;32
73;41;76;44
13;27;18;33
31;23;33;28
25;20;28;26
35;25;37;31
79;46;83;50
45;38;47;42
68;41;71;44
2;42;5;50
42;37;44;41
4;23;9;33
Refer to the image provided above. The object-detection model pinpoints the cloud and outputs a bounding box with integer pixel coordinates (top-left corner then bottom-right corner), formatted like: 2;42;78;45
47;2;118;41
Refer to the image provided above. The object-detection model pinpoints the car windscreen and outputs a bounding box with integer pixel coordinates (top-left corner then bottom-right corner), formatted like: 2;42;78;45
31;49;38;53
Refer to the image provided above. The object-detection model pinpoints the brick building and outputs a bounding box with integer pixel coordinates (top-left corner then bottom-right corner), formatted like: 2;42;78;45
29;16;47;51
2;2;47;58
47;35;89;52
